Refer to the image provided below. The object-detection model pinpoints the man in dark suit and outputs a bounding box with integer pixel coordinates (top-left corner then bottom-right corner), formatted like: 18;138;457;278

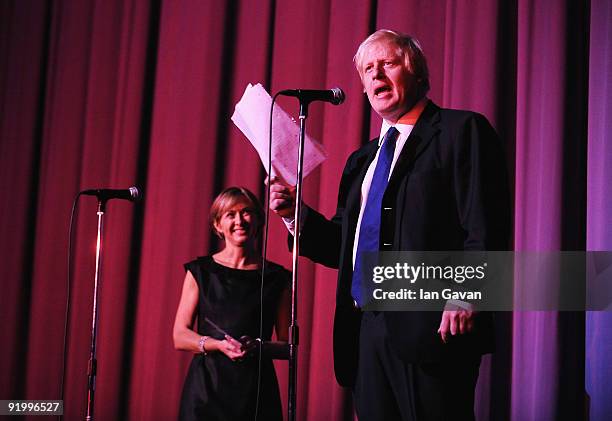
269;29;510;421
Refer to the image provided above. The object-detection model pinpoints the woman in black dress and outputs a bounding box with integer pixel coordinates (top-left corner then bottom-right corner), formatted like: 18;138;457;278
173;186;290;420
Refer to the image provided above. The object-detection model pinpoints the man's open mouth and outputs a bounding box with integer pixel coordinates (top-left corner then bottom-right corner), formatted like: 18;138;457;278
374;86;391;96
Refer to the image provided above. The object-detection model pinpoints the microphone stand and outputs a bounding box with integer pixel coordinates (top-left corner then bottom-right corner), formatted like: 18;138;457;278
287;99;309;421
85;199;107;421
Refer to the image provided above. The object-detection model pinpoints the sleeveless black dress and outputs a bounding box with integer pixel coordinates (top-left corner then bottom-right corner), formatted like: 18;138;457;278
179;256;289;421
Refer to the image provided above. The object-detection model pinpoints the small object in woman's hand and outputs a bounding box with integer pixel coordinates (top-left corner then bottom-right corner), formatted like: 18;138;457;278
239;336;261;354
224;335;243;351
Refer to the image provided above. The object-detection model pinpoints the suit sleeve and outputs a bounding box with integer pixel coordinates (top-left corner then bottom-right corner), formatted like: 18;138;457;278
290;149;362;269
452;113;512;252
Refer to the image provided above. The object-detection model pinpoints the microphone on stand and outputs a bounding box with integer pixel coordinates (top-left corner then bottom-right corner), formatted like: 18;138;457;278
78;185;141;418
278;87;345;105
81;186;142;202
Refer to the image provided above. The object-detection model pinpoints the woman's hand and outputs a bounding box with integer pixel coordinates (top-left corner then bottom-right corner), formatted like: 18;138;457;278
211;335;246;361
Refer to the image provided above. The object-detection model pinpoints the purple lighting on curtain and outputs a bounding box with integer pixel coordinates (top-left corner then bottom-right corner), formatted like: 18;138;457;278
512;0;566;418
586;0;612;420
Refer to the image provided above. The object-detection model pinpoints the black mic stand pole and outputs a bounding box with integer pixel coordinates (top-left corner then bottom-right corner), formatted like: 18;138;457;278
287;99;310;421
85;199;107;421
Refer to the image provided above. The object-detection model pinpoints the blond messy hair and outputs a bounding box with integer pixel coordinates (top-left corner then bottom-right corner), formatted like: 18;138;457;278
353;29;430;95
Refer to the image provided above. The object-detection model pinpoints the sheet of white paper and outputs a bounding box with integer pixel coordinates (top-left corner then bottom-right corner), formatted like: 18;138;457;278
231;83;327;185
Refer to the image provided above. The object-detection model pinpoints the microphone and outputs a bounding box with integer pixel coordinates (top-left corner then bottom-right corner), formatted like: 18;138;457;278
279;87;345;105
81;186;142;202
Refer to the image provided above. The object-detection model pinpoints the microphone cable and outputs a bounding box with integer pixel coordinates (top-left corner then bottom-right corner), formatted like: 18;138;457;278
254;90;282;421
58;192;83;420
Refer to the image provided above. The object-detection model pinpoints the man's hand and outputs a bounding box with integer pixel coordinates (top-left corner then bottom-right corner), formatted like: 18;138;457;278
266;176;297;218
437;309;475;343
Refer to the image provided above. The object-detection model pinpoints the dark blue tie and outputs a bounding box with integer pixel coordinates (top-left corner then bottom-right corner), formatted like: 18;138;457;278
352;126;399;307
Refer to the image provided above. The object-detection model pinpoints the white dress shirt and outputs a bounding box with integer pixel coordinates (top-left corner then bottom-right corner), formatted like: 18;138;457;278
351;121;415;267
281;120;414;263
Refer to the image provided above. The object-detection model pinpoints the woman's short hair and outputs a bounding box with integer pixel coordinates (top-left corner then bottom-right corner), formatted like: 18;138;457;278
353;29;430;95
209;186;265;239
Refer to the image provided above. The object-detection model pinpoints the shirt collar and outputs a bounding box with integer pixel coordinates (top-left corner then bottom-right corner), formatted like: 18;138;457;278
378;97;429;146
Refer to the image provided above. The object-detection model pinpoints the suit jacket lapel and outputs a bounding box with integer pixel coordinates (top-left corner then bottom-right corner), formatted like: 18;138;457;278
342;102;441;251
345;140;378;222
388;101;441;187
337;140;378;296
345;101;441;220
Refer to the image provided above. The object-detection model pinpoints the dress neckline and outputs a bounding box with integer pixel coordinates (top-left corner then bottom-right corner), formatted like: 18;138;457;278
196;255;283;277
208;255;261;272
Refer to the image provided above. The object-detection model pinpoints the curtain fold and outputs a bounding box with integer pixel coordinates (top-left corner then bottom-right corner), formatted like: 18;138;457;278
586;1;612;420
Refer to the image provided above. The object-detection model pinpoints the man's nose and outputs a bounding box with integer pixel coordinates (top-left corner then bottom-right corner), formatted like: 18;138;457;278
372;64;384;79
